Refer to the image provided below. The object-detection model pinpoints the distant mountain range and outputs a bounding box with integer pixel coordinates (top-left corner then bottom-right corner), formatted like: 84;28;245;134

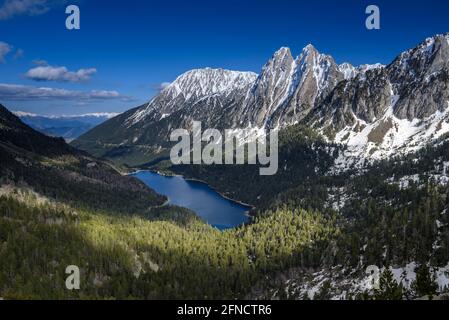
73;33;449;170
15;112;119;142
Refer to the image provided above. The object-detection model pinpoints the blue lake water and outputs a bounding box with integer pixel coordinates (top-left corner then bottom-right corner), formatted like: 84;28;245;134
132;171;251;230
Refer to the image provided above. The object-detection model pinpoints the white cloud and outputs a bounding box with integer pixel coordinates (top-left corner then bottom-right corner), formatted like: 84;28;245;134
0;0;51;20
0;41;12;63
25;65;98;82
89;90;120;99
0;83;129;102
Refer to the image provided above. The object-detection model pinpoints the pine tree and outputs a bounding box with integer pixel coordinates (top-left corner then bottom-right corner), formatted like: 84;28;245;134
374;268;403;300
412;264;438;299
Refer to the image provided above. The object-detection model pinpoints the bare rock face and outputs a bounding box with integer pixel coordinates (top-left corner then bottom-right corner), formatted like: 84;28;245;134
239;44;348;128
74;33;449;166
75;44;350;159
389;34;449;120
274;45;345;127
309;67;392;135
393;70;449;121
129;44;350;132
241;47;297;127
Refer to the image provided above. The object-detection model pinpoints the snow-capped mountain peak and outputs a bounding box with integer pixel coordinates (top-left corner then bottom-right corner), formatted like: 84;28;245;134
389;33;449;85
301;43;317;55
271;46;292;58
297;44;340;92
338;63;359;80
128;68;258;126
163;68;258;99
338;63;385;81
76;32;449;173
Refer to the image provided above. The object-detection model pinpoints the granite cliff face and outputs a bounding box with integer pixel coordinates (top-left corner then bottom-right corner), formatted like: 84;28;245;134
73;33;449;168
241;45;347;128
390;34;449;120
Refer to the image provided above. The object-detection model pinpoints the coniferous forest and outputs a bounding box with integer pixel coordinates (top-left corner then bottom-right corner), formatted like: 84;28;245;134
2;104;449;300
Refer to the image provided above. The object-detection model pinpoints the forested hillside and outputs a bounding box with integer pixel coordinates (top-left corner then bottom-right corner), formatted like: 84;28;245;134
0;104;165;215
0;188;335;299
2;102;449;300
157;125;449;299
161;125;340;209
0;103;337;299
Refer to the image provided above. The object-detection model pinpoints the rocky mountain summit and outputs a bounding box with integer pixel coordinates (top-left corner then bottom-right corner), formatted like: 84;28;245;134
73;33;449;168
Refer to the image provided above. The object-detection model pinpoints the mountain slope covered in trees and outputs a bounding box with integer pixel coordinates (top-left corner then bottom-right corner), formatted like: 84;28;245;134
2;102;449;300
0;104;165;215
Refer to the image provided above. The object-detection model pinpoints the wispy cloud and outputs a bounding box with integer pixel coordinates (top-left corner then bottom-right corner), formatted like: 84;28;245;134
0;41;25;63
0;0;51;20
25;64;97;82
32;59;48;66
13;48;24;59
0;41;12;63
89;90;120;99
152;81;171;93
0;83;131;102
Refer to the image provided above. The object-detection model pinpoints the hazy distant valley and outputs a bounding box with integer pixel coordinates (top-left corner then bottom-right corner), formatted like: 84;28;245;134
15;112;118;142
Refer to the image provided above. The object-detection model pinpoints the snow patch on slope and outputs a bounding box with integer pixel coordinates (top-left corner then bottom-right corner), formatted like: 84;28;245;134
168;68;258;99
332;95;449;172
283;262;449;300
338;63;385;81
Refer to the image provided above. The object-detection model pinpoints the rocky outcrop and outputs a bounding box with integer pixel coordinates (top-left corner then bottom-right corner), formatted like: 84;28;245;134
73;33;449;167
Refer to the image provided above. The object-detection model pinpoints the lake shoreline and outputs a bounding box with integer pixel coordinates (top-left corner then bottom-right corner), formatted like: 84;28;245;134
129;169;255;219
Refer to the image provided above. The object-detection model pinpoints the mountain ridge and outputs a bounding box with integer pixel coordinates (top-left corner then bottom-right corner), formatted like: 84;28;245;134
15;111;118;142
73;33;449;169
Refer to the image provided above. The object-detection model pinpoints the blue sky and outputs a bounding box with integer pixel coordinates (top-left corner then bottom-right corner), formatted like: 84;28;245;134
0;0;448;116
